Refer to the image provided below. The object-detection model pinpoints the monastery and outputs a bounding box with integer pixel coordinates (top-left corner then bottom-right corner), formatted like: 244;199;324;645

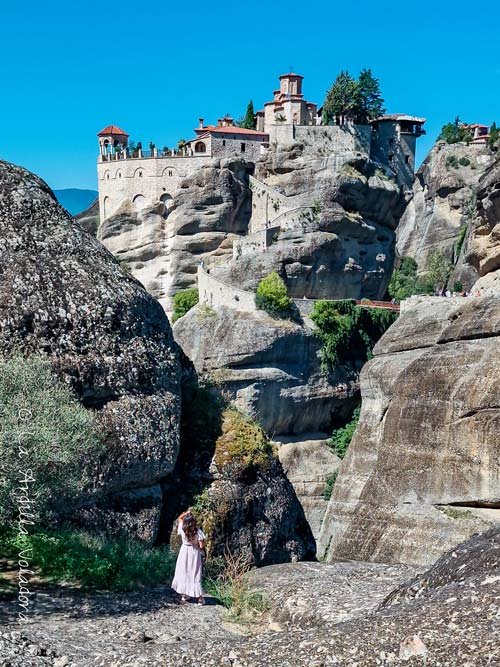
97;72;425;223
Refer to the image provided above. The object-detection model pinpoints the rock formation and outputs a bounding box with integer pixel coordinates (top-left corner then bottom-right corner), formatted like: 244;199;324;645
98;159;252;312
214;149;406;301
0;159;182;543
396;141;495;288
75;196;99;236
319;291;500;565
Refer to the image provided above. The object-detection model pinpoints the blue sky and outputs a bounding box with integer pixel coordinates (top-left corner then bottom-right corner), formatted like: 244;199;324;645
1;0;498;190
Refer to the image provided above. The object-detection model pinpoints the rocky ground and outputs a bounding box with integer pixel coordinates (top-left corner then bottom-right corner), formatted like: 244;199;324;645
2;528;499;667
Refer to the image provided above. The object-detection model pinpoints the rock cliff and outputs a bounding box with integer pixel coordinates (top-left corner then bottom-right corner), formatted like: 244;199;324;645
396;141;495;288
98;159;252;312
0;159;182;543
215;149;406;301
319;290;500;565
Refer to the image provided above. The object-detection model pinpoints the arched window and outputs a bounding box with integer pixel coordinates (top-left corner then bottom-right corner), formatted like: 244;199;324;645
194;141;206;153
132;194;146;210
160;193;174;210
103;196;110;218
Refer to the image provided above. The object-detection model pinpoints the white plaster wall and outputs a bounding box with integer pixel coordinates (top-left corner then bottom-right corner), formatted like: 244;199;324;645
97;155;212;221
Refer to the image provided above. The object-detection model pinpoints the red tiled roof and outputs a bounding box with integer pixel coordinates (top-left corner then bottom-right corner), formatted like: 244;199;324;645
97;125;129;137
195;125;269;137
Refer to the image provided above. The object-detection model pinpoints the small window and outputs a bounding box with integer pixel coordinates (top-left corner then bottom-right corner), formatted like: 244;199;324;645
388;138;394;145
388;154;394;162
106;173;109;180
222;140;226;146
241;142;246;152
405;155;410;164
139;170;143;177
168;170;173;176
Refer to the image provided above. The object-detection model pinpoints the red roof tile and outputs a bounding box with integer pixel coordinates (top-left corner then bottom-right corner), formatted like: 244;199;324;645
195;125;269;137
97;125;129;137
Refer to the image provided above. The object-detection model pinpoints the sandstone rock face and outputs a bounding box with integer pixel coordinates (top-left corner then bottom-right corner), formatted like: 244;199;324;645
276;435;340;541
467;156;500;292
0;160;182;541
216;151;405;300
173;304;360;436
98;159;252;312
319;293;500;566
396;142;495;288
75;197;99;236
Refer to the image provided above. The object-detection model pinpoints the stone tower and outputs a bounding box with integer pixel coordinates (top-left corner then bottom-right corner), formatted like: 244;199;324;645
97;125;129;156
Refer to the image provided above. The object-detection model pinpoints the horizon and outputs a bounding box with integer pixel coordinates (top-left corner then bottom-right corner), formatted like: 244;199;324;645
1;0;499;191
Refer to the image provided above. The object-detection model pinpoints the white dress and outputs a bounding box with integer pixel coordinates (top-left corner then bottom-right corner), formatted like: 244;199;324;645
171;522;206;597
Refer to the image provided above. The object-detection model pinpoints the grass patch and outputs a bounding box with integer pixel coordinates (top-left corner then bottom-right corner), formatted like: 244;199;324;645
437;506;476;521
0;527;175;591
323;471;338;500
204;551;268;622
214;408;275;474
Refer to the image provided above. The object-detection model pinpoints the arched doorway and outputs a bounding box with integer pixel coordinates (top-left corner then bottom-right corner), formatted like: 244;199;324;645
194;141;206;153
132;194;146;210
160;192;174;210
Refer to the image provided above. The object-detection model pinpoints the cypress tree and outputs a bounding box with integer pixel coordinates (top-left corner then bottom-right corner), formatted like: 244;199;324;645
322;71;361;125
240;100;256;129
357;69;385;122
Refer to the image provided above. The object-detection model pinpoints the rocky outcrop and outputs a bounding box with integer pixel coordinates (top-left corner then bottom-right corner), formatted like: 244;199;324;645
396;141;495;288
75;197;99;236
467;156;500;292
0;160;182;542
173;304;360;436
98;159;252;312
319;293;500;566
215;152;406;300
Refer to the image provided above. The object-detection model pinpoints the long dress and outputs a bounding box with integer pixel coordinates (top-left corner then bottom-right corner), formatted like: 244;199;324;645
171;522;206;598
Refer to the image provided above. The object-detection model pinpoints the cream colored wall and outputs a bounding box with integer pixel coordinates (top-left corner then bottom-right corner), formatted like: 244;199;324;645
97;155;211;221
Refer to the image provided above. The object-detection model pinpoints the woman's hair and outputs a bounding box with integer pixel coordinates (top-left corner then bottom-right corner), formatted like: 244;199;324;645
182;512;198;542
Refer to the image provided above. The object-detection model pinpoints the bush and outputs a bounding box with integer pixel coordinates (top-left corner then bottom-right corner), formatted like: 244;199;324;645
458;156;471;167
310;300;398;369
0;355;104;523
0;527;175;591
446;155;459;169
328;407;361;459
214;408;275;474
172;288;199;322
455;224;468;260
388;257;431;301
255;272;292;317
323;471;338;500
424;249;453;292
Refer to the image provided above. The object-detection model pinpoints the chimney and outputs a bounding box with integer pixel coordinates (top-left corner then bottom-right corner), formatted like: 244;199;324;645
217;118;223;127
198;118;204;129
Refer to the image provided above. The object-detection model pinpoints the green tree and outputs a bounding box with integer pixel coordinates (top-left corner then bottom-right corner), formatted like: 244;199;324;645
238;100;256;130
388;257;431;301
439;117;473;144
172;288;199;322
323;71;361;125
489;122;499;149
424;250;453;292
328;407;361;459
0;356;104;523
255;272;292;316
357;69;385;122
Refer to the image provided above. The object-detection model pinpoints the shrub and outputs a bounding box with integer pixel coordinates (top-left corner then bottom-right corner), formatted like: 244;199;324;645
455;224;468;260
172;288;199;322
323;471;338;500
311;300;398;369
328;407;361;459
0;355;104;524
214;408;274;474
446;155;459;169
255;272;293;317
388;256;431;301
424;249;453;292
458;156;470;167
0;526;175;591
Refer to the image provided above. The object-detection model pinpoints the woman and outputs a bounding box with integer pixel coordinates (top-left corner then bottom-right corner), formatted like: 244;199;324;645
171;510;206;605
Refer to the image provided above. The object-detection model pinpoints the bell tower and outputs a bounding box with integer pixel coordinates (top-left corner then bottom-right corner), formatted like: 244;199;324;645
97;125;129;156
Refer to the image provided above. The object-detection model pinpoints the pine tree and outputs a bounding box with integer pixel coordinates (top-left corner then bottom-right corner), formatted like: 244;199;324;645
357;69;385;122
322;71;361;125
239;100;256;129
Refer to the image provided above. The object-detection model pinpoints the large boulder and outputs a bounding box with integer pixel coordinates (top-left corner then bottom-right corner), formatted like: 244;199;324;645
318;293;500;566
0;160;182;542
98;159;252;312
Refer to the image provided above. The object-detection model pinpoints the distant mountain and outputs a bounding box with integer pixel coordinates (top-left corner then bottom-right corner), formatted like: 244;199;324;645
54;188;98;216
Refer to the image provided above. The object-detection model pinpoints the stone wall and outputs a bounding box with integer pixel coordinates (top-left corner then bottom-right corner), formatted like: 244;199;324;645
249;175;298;232
211;135;266;162
97;155;212;221
267;124;372;156
233;225;281;259
197;264;256;312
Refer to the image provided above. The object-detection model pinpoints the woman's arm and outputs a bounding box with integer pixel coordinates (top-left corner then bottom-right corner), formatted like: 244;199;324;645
198;538;206;550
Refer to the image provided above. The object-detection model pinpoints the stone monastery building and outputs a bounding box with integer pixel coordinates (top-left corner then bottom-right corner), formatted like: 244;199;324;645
97;73;425;222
